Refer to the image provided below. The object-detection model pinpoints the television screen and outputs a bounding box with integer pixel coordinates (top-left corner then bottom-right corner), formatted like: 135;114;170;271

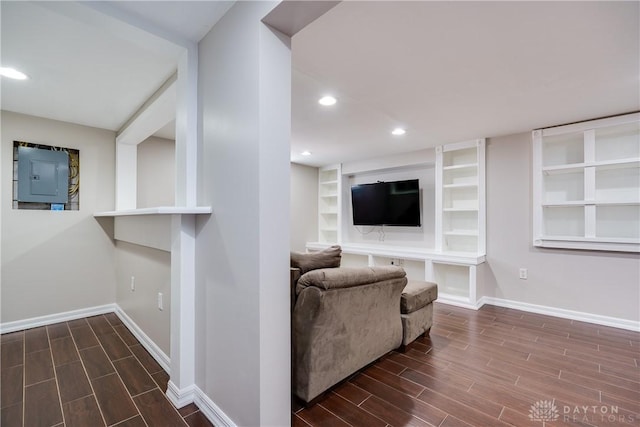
351;179;421;227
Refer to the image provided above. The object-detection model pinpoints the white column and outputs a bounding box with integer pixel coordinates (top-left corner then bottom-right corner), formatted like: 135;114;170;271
115;143;137;210
175;45;198;208
166;214;197;407
166;44;199;408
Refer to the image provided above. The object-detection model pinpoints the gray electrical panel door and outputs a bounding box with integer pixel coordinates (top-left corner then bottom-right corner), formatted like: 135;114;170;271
17;146;69;203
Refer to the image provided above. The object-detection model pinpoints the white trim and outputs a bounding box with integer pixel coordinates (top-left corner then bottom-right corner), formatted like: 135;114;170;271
114;306;171;373
0;304;117;334
436;296;483;310
94;206;212;217
540;112;640;136
478;297;640;332
441;138;483;152
306;242;485;265
193;385;237;427
166;380;196;408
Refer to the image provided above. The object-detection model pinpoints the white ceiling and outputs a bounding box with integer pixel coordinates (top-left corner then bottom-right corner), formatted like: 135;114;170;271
291;1;640;166
0;1;231;134
1;1;638;168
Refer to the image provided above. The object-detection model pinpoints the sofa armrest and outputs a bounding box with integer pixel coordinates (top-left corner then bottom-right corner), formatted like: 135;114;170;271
296;266;406;294
290;268;301;311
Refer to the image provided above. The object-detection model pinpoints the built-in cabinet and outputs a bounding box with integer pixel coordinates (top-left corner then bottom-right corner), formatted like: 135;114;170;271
436;139;486;254
433;139;486;306
533;113;640;252
310;141;487;309
318;164;342;243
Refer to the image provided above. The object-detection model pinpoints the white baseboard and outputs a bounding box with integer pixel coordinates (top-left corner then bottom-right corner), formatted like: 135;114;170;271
0;303;117;334
114;306;171;374
166;381;196;409
166;381;235;426
478;296;640;332
193;385;236;427
436;294;483;310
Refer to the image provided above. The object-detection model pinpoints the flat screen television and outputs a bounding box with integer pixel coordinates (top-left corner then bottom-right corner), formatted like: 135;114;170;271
351;179;421;227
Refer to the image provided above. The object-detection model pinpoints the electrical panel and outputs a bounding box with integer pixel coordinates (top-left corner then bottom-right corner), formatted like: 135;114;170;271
17;146;69;204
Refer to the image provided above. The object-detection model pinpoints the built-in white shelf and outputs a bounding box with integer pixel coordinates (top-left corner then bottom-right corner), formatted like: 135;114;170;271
306;242;485;267
443;207;479;212
436;140;486;255
444;230;479;237
94;206;212;217
317;164;342;244
310;140;487;309
443;163;477;171
443;183;478;189
533;112;640;252
307;241;485;308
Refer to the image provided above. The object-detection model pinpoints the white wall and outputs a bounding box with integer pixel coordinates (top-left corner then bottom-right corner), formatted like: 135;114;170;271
115;240;171;355
1;111;116;323
114;135;175;356
196;2;290;426
343;165;435;248
338;149;436;248
137;135;175;208
290;162;318;252
484;132;640;322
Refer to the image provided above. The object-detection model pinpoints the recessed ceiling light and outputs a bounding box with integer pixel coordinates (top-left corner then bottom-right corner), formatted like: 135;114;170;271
391;128;406;136
301;150;312;156
318;96;337;106
0;67;28;80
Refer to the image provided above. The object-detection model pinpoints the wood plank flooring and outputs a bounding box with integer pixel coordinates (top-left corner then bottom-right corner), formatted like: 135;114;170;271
2;304;638;426
294;303;640;427
0;313;213;427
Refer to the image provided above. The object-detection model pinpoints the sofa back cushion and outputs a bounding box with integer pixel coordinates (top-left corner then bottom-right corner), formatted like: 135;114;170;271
297;265;406;293
290;245;341;274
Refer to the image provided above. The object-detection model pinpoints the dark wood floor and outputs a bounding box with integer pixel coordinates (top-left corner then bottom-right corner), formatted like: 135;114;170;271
293;303;640;427
2;305;639;426
0;313;213;427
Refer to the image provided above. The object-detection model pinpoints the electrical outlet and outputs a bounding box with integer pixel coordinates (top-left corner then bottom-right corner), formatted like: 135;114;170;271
158;292;163;311
519;268;528;280
130;276;135;291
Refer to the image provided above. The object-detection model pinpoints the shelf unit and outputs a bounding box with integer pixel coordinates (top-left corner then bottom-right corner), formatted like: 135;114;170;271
317;164;341;244
94;206;212;217
533;113;640;252
306;242;485;309
308;139;487;308
435;139;486;255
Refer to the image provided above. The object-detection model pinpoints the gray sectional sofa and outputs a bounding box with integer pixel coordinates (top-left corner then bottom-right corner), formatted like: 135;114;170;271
290;245;437;403
291;265;407;403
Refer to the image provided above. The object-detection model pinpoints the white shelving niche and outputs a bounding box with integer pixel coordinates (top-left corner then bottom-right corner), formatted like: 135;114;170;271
309;140;487;309
436;139;486;255
433;139;486;306
533;112;640;252
317;164;342;244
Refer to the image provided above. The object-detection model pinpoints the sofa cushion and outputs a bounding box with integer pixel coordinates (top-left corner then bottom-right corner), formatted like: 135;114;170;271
290;245;341;274
297;266;406;293
400;280;438;314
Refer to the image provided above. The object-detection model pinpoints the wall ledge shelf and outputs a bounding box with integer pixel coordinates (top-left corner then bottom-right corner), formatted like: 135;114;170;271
533;112;640;253
94;206;212;217
535;237;640;252
306;242;486;266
